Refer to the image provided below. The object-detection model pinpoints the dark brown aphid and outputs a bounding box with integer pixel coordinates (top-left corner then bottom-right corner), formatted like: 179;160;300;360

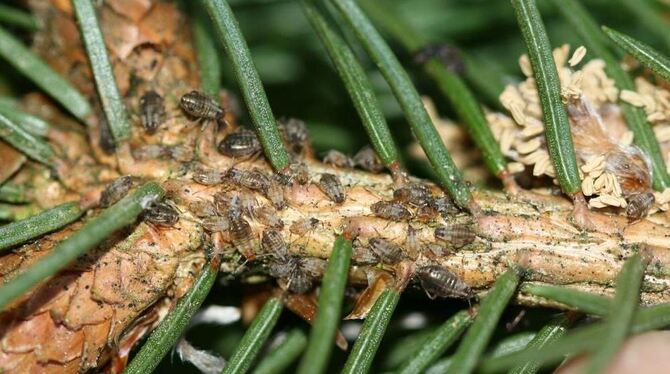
289;218;320;236
100;176;132;207
227;168;271;193
139;90;166;133
143;201;180;227
229;216;255;259
368;237;403;264
269;256;314;293
261;229;288;257
393;184;431;207
417;265;473;299
429;195;460;216
180;90;226;126
201;216;230;232
131;144;171;160
318;173;346;203
323;150;354;168
280;162;310;185
370;201;412;221
415;205;439;223
278;118;310;153
301;257;327;278
434;224;476;249
353;145;384;173
217;129;261;158
98;116;115;154
351;241;379;265
227;168;285;209
625;191;655;220
254;206;284;229
193;168;226;185
413;43;465;74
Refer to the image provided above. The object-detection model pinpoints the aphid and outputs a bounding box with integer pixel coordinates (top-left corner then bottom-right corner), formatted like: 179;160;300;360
625;191;655;220
413;43;465;74
139;90;166;133
300;257;327;278
192;168;226;185
144;201;180;227
434;224;476;249
323;150;354;168
370;200;412;221
393;184;431;207
417;265;473;299
99;116;115;154
201;216;230;232
229;216;255;259
227;167;271;193
368;237;403;264
351;241;379;265
415;205;439;222
261;229;288;257
189;200;217;220
353;145;384;173
269;255;314;293
180;90;226;127
289;218;320;236
217;129;261;158
131;144;171;160
405;225;420;260
100;176;132;207
317;173;346;203
278;117;310;153
254;205;284;229
429;195;460;216
422;243;452;258
169;144;194;162
280;162;309;185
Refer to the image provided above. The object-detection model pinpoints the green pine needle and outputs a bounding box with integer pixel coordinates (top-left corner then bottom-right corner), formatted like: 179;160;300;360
511;0;581;195
360;0;508;177
0;182;164;311
297;236;352;374
252;329;307;374
585;254;644;373
301;0;399;167
0;112;55;166
446;269;520;374
397;310;473;374
0;201;83;251
124;260;219;374
223;297;284;374
342;289;400;374
72;0;131;143
329;0;473;209
201;0;291;171
521;283;611;315
0;26;91;121
603;26;670;85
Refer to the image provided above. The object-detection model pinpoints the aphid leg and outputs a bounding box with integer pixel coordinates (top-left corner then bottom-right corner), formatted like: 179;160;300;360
345;270;394;320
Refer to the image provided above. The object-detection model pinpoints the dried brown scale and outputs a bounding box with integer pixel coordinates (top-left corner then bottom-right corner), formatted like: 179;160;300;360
3;1;670;372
